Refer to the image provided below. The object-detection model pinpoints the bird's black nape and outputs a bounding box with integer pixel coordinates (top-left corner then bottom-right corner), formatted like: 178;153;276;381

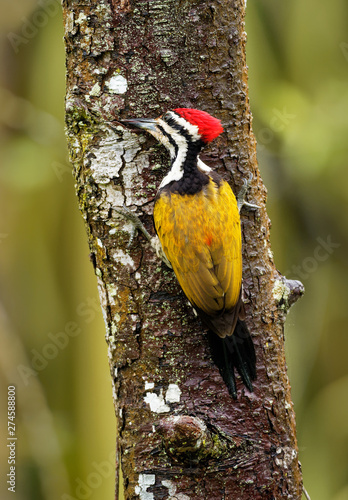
208;320;256;399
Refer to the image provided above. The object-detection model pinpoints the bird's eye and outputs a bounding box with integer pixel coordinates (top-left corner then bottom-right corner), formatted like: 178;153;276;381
162;112;177;127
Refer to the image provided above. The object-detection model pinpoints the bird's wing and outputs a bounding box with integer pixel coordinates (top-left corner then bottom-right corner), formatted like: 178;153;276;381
153;178;242;316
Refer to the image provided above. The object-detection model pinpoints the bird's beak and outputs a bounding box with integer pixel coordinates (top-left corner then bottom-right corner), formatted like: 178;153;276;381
121;118;158;132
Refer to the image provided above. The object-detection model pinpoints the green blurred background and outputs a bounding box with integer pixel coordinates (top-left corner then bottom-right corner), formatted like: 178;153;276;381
0;1;347;499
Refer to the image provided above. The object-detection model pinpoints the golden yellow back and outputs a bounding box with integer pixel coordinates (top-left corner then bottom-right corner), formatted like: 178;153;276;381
153;178;242;315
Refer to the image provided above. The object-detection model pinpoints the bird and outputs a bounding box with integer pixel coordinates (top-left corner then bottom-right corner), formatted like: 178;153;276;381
121;108;256;398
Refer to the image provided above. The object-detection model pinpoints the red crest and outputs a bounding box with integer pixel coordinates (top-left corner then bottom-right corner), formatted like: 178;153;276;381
174;108;223;143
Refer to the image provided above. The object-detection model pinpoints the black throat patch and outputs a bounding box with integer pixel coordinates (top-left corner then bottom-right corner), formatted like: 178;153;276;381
165;139;209;195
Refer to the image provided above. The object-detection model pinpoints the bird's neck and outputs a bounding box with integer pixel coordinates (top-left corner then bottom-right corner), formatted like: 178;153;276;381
160;140;210;194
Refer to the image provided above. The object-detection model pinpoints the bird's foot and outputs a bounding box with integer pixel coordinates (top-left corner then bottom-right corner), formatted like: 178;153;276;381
114;206;172;268
114;205;152;247
237;173;260;213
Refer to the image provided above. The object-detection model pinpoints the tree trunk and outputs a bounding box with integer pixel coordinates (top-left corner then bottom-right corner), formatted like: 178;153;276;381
62;0;304;498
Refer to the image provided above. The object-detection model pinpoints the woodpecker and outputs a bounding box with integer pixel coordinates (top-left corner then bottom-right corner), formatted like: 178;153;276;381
121;108;256;398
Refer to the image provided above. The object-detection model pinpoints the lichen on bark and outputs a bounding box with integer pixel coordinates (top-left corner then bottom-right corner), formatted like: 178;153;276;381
63;0;304;498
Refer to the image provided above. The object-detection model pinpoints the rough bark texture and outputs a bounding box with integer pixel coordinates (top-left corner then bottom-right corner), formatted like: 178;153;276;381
62;0;304;498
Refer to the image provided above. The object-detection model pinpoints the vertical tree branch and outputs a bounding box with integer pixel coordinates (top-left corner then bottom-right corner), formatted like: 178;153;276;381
63;0;304;498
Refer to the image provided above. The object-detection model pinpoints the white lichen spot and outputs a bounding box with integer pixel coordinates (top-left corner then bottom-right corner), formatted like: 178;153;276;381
135;272;141;280
112;381;117;402
113;249;135;270
88;129;124;183
165;384;181;403
145;381;155;391
162;480;190;499
75;12;87;24
268;247;274;259
284;400;292;410
162;480;175;496
90;82;101;97
106;74;128;94
144;389;170;413
65;11;74;35
123;144;144;163
114;313;121;323
272;279;289;305
106;283;118;305
97;238;103;248
135;474;156;500
105;184;125;210
88;126;142;191
274;446;297;469
122;162;140;204
96;276;109;333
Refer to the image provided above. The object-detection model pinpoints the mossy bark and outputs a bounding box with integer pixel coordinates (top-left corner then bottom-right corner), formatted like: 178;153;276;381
62;0;304;498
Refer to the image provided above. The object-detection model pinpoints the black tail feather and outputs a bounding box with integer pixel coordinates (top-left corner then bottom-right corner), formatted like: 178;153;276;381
208;320;256;399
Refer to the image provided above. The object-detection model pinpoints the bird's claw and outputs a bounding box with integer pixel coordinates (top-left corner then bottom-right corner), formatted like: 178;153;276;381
237;172;260;213
114;205;152;247
114;205;172;268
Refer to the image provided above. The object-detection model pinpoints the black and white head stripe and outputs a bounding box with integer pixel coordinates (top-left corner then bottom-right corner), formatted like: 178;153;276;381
161;111;202;142
154;112;206;188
